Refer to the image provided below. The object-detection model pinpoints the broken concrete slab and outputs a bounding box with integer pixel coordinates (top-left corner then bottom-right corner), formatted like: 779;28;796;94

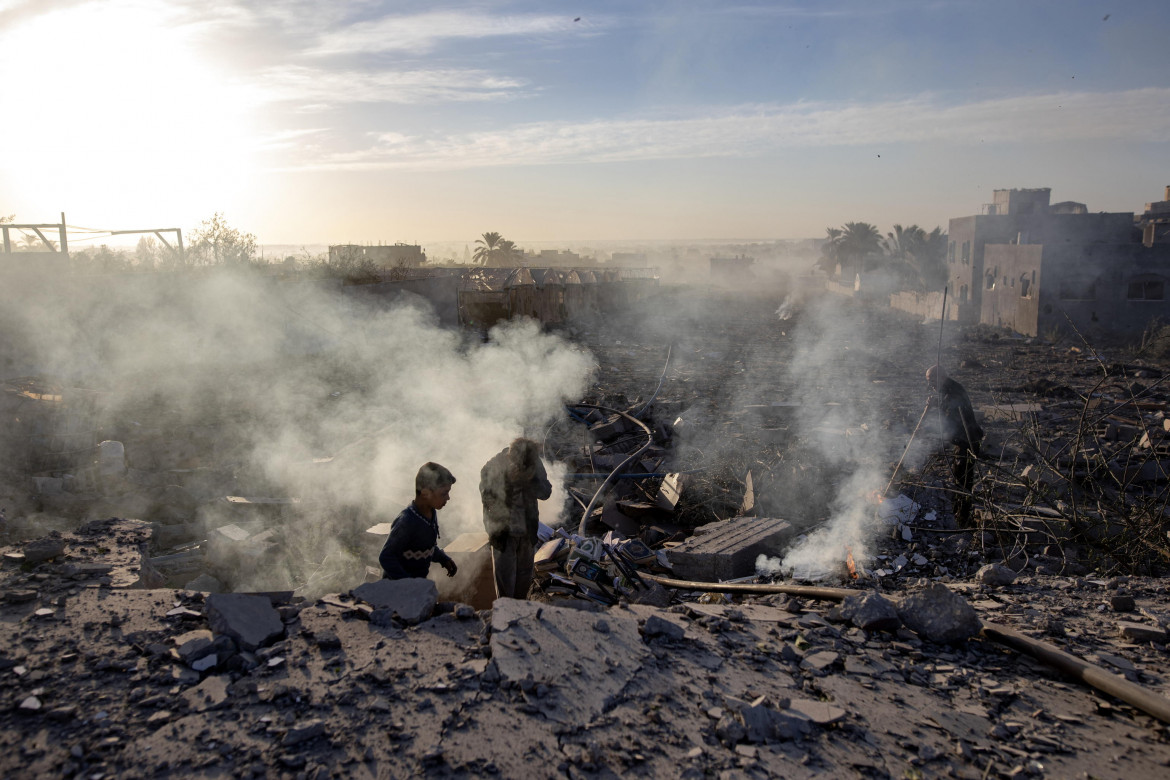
838;591;900;632
204;593;284;651
489;598;647;727
353;578;438;625
23;536;66;565
666;517;794;581
1118;622;1168;644
897;583;981;644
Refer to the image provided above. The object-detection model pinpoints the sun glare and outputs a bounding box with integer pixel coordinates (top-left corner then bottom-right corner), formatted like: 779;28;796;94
0;3;258;222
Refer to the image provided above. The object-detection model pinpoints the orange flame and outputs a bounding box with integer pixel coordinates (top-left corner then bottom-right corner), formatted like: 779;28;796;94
845;546;858;580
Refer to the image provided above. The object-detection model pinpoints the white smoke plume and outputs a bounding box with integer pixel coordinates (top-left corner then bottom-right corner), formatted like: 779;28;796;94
0;267;595;596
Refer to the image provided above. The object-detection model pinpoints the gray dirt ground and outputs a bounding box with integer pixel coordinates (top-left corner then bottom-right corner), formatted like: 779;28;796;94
3;288;1170;779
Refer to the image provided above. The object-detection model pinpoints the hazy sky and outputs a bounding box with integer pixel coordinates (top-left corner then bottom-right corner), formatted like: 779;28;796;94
2;0;1168;245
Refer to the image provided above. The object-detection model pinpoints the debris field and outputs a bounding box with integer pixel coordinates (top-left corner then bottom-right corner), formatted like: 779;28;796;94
3;288;1170;779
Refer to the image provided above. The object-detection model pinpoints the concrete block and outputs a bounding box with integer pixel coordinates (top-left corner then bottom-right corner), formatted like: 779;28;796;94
354;578;438;624
666;517;795;582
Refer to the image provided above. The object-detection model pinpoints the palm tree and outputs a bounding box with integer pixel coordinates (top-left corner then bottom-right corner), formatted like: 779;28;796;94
813;226;843;276
473;232;503;265
839;222;882;274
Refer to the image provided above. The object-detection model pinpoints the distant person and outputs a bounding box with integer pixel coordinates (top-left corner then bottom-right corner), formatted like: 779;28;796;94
926;365;984;527
480;438;553;600
378;462;459;580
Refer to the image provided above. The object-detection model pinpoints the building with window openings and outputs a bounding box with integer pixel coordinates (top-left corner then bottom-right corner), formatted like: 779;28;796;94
945;187;1170;339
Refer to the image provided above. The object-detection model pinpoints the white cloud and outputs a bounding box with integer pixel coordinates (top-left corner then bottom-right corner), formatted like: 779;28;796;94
271;88;1170;172
256;64;530;105
309;10;579;55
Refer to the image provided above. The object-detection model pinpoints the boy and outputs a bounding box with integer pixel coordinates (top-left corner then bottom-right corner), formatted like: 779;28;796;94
480;438;552;599
379;462;459;580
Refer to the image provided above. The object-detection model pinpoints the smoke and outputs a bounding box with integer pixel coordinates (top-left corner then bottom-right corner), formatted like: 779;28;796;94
772;293;926;581
0;267;594;596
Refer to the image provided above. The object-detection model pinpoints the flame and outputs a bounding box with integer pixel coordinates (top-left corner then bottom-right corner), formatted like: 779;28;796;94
845;546;858;580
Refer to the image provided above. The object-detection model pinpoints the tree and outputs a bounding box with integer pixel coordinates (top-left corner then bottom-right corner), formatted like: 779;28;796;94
839;222;883;269
473;231;503;265
883;223;948;291
813;226;843;276
472;232;524;266
188;212;257;266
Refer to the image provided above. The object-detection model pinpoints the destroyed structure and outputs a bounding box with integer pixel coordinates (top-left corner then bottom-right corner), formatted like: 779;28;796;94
3;233;1170;777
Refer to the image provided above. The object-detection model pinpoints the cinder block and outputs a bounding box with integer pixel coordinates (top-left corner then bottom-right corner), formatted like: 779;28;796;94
666;517;794;582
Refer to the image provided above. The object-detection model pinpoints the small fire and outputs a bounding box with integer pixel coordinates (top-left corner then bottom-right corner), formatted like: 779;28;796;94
845;546;858;580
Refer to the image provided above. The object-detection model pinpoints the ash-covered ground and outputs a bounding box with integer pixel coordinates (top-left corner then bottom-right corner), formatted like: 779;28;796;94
2;284;1170;779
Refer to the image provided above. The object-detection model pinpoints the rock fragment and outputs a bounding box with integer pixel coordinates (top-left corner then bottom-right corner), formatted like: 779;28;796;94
204;593;284;651
352;578;438;625
838;591;900;632
975;563;1017;587
897;583;981;644
1118;622;1168;644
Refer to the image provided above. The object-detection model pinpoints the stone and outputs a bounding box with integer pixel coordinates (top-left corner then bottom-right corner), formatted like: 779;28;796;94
23;537;66;565
787;698;846;725
839;591;900;632
800;651;839;673
642;614;685;641
976;563;1017;587
205;593;284;651
1118;622;1168;644
282;719;326;747
173;630;215;664
184;574;223;593
352;578;438;625
666;517;795;581
897;583;982;644
1110;595;1136;613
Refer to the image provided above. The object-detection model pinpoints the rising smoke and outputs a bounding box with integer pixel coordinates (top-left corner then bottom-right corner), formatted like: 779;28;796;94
0;267;594;595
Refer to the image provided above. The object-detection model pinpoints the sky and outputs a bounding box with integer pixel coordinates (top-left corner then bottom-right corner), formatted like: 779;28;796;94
1;0;1169;246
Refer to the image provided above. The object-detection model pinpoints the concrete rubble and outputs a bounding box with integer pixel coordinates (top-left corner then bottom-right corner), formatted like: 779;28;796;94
2;291;1170;777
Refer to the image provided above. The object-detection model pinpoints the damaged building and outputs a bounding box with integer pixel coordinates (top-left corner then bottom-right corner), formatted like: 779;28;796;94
946;186;1170;338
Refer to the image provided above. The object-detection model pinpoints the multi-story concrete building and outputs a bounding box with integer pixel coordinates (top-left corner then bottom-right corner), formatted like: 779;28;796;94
946;187;1170;339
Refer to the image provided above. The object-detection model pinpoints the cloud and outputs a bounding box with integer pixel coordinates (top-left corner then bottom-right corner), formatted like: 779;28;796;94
309;9;580;55
256;64;530;106
271;87;1170;172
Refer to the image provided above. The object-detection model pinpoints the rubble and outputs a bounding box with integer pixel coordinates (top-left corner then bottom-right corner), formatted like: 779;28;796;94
3;290;1170;777
897;583;982;644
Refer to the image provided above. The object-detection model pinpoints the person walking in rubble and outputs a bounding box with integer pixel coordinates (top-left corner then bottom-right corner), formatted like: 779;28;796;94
926;364;984;528
480;438;553;600
379;462;459;580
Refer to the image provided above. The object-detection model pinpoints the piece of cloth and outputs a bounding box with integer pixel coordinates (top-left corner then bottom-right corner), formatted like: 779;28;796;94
378;503;455;580
491;534;535;600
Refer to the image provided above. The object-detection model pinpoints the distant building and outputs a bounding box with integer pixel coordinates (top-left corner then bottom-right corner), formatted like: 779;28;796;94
524;248;584;268
328;243;426;268
710;254;756;282
1139;186;1170;246
944;187;1170;338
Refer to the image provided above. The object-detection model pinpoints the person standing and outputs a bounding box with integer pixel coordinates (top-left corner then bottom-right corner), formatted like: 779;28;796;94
926;365;984;527
379;462;459;580
479;438;552;600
